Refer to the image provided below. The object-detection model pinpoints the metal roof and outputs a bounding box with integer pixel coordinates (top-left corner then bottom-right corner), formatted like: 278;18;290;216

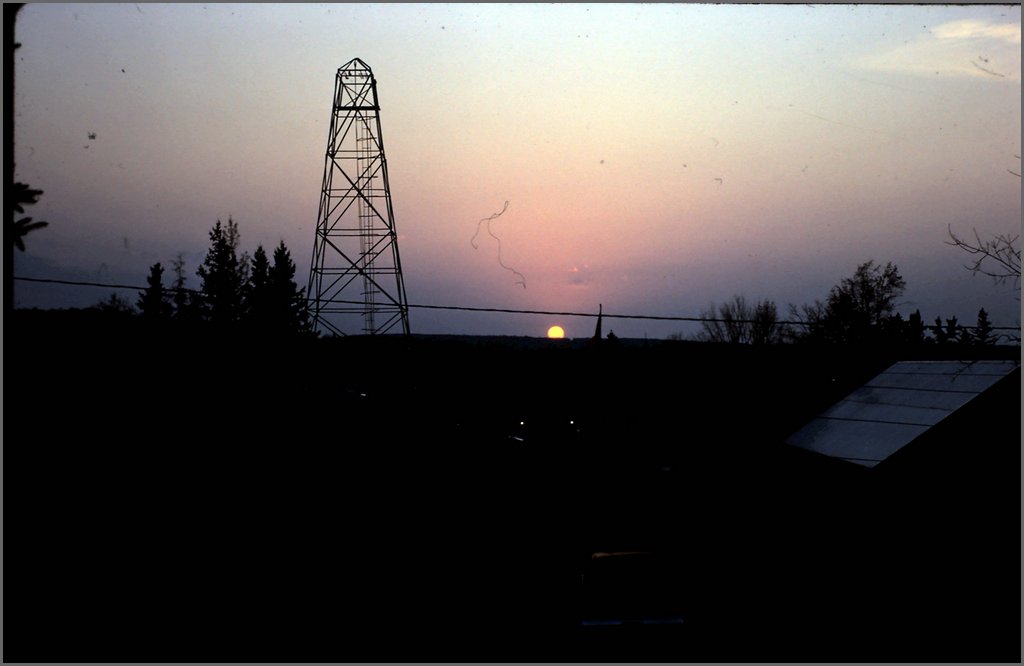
784;360;1020;468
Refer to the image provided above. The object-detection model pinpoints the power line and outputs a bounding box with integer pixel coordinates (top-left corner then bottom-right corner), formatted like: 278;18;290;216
15;275;810;325
13;274;1023;331
15;275;179;292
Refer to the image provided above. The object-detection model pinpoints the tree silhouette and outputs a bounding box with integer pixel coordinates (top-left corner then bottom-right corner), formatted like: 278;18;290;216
698;295;781;344
698;296;747;344
931;316;961;345
195;218;248;325
137;262;172;320
750;300;782;345
8;181;51;313
12;182;48;252
244;244;272;328
879;311;906;342
945;154;1021;295
93;292;136;314
906;309;927;345
973;308;995;346
267;240;308;332
793;260;906;344
169;253;196;320
956;322;974;346
226;217;251;291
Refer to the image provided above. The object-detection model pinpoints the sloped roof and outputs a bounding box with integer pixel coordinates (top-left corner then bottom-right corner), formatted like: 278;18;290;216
784;359;1020;468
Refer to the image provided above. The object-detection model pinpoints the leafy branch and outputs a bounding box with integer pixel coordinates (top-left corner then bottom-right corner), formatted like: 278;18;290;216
12;182;49;252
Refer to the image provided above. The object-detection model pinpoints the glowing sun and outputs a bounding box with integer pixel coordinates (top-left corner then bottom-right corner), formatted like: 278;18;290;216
547;325;566;339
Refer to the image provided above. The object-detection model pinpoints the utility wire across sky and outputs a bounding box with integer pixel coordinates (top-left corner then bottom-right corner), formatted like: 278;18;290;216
12;275;1021;332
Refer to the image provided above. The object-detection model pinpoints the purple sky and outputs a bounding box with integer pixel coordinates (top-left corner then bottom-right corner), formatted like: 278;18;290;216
12;4;1021;338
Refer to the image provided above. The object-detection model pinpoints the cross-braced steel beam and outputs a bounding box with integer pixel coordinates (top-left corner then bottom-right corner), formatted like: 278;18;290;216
307;58;410;335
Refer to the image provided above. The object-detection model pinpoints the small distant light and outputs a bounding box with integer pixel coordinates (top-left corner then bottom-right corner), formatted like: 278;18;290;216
520;421;524;426
569;420;574;425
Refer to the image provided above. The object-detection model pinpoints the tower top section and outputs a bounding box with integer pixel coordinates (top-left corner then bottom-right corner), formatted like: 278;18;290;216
334;58;379;111
338;57;371;73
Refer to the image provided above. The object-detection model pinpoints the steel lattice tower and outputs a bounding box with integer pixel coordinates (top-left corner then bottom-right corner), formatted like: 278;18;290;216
307;58;410;336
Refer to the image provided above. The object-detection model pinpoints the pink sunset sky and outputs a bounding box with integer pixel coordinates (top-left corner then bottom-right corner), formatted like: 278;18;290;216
12;3;1021;338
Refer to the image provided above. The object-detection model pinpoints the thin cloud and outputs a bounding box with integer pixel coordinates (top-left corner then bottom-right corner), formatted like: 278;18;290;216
853;18;1021;81
932;19;1020;44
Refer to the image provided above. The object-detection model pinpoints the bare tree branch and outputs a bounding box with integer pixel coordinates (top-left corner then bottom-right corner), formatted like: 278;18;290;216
947;225;1021;292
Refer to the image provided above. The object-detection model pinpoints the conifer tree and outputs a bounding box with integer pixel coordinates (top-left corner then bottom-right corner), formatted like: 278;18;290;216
268;240;308;332
137;262;171;320
931;316;965;344
973;308;995;346
196;218;248;324
906;309;926;344
170;253;194;320
945;316;963;344
245;244;272;328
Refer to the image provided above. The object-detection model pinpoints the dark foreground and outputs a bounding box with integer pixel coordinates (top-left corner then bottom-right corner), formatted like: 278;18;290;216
5;311;1021;661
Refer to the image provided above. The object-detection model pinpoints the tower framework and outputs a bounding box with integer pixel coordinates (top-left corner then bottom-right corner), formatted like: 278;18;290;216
307;58;410;335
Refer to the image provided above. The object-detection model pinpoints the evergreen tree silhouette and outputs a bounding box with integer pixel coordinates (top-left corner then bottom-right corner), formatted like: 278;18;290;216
906;309;926;344
137;262;171;320
196;218;248;325
974;308;995;346
932;316;961;345
945;317;964;345
245;244;272;328
268;240;308;332
170;253;196;320
878;312;904;342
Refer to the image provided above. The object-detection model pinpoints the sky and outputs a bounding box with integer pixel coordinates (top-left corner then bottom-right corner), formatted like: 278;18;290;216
11;3;1022;338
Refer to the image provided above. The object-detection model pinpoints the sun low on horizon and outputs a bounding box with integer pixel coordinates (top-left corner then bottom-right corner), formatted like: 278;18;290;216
547;325;566;339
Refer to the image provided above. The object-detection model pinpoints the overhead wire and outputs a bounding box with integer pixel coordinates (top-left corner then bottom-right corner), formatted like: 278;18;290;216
12;274;1022;331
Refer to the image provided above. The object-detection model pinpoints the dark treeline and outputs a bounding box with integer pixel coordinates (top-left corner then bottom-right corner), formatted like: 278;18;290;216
96;217;308;336
82;254;1014;346
689;259;1013;346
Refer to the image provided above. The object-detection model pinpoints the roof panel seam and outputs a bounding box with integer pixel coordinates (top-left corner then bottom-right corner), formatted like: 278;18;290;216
862;384;983;395
816;415;936;427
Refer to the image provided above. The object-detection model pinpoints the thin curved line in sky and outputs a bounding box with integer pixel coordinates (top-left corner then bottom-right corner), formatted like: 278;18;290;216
471;200;527;288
